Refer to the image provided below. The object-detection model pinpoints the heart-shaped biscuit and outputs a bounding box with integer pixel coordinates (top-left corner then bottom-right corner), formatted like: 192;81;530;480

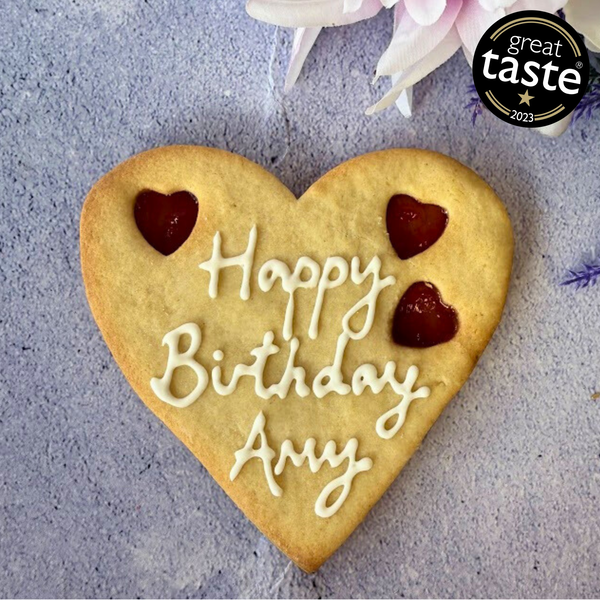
80;146;513;572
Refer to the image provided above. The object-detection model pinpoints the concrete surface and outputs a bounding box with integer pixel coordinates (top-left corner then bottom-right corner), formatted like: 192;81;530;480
1;1;600;597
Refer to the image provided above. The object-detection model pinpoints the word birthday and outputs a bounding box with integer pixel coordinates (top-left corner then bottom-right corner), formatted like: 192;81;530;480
149;226;431;516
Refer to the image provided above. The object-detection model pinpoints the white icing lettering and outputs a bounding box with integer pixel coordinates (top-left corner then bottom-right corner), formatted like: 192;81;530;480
199;225;257;300
313;256;396;398
313;332;352;398
210;332;310;399
152;226;436;519
375;365;430;440
151;323;430;420
230;411;281;496
344;256;396;340
230;411;373;517
150;323;209;408
211;331;279;398
258;256;320;341
308;257;349;340
266;337;311;399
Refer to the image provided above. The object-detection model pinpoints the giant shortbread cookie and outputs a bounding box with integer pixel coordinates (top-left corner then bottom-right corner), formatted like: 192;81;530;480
80;146;513;572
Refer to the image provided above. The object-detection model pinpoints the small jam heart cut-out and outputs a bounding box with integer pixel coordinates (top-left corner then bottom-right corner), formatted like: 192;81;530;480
386;194;448;260
392;281;459;348
134;190;199;256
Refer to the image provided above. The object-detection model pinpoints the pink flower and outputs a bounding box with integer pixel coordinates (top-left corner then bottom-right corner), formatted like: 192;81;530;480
247;0;568;120
369;0;568;120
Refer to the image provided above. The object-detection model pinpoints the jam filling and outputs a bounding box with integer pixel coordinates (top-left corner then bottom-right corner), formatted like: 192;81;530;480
134;190;198;256
386;194;448;260
392;281;458;348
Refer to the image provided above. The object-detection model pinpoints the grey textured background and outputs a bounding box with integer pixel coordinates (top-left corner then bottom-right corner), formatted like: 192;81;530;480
1;1;600;598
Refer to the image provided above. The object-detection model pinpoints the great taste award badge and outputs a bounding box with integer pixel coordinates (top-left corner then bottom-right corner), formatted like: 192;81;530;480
472;10;589;128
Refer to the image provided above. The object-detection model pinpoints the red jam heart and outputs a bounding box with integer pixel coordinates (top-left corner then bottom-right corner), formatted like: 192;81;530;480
392;282;458;348
386;194;448;260
134;190;198;256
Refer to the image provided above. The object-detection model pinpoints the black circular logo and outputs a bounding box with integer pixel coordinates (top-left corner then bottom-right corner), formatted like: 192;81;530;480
473;11;589;128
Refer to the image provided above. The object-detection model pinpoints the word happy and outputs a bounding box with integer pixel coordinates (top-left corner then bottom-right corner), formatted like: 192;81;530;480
150;226;430;517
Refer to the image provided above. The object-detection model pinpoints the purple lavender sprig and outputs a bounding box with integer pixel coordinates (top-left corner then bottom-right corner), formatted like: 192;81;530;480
562;261;600;289
574;80;600;122
574;83;600;121
573;60;600;122
465;84;484;126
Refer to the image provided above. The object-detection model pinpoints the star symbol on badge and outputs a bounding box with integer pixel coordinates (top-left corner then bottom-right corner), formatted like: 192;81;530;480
518;89;534;106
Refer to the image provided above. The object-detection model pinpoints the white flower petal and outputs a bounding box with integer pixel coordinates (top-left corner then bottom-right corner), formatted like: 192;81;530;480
392;0;405;29
404;0;447;26
455;1;504;66
380;0;400;7
586;38;600;53
246;0;382;28
565;0;600;50
507;0;566;13
394;86;413;117
376;0;462;78
284;27;321;92
344;0;363;12
367;26;461;114
478;0;517;11
536;112;573;137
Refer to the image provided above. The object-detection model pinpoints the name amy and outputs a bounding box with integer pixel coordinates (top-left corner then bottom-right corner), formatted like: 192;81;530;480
229;411;373;519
